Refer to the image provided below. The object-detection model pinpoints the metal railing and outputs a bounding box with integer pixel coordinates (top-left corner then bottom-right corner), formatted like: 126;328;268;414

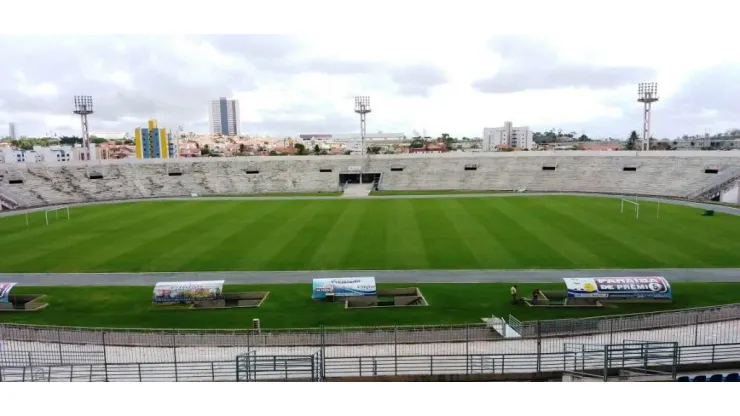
2;343;739;382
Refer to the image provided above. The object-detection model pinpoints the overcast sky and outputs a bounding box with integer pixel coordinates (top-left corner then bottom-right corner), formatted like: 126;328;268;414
1;1;738;139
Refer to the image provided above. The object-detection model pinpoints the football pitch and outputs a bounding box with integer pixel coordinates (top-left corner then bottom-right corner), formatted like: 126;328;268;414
0;195;739;273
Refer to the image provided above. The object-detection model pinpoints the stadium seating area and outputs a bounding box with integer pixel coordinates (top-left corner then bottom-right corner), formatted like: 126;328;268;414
1;151;739;209
677;373;740;382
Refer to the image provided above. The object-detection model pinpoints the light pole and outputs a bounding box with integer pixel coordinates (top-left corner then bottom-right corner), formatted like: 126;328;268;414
637;83;659;152
354;96;371;155
73;96;94;161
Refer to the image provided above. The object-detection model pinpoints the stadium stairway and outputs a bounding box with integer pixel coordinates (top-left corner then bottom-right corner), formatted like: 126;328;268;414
342;183;373;198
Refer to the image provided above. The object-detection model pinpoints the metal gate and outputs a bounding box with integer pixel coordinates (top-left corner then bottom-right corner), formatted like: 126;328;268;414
236;351;323;382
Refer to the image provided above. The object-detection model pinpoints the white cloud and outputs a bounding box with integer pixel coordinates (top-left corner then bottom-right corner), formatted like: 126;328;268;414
0;0;739;139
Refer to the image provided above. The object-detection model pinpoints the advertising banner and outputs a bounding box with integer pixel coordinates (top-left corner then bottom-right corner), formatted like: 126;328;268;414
312;277;377;300
564;277;671;300
0;282;17;303
152;280;224;304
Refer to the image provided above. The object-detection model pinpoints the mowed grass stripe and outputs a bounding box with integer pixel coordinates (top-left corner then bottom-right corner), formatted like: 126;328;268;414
0;203;182;272
263;201;350;270
436;199;504;267
456;198;519;267
345;200;391;269
384;199;429;269
0;202;142;249
243;201;327;270
478;198;573;268
91;202;243;272
147;202;279;271
310;200;369;270
414;199;480;269
503;197;603;268
1;196;739;272
632;202;740;264
531;197;664;268
544;197;691;268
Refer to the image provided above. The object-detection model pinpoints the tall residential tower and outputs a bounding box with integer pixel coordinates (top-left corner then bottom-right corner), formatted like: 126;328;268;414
208;97;241;136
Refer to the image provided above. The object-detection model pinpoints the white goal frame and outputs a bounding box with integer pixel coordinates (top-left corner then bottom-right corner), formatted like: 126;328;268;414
621;198;640;219
621;196;661;219
45;206;70;226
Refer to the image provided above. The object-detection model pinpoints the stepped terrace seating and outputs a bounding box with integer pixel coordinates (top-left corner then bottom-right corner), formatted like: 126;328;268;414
0;151;738;208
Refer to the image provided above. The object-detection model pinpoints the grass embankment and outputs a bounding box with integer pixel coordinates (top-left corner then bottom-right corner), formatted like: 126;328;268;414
2;283;739;329
0;196;738;272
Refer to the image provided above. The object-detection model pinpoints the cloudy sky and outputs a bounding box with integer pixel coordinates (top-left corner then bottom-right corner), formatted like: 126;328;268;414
1;1;738;139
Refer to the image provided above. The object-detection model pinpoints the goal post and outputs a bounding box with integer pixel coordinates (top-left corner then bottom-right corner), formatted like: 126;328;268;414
620;197;662;220
45;206;70;226
621;197;640;219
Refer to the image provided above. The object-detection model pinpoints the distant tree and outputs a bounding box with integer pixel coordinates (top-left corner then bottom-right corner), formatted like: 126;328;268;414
91;137;108;145
294;143;308;155
313;144;321;155
626;131;639;150
124;139;134;145
367;146;382;154
59;136;83;146
239;143;246;154
578;134;589;141
201;144;210;156
410;138;425;149
269;150;278;156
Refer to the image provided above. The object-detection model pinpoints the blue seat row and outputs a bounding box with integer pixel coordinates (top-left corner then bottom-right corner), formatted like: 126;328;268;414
677;373;739;382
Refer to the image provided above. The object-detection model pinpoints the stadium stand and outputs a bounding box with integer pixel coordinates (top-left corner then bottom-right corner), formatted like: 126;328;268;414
0;151;739;208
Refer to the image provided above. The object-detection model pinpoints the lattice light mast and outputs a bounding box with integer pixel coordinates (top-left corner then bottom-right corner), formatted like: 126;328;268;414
354;96;371;155
637;83;659;152
73;96;94;161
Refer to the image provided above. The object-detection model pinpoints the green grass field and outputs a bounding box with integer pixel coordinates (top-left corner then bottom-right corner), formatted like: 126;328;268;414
0;195;738;273
2;283;739;329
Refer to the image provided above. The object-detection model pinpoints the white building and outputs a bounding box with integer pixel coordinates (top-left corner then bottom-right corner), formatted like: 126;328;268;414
208;98;241;136
482;122;534;151
0;144;93;164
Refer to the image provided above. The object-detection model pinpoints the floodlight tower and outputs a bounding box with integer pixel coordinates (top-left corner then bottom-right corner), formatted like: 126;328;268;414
73;95;94;161
637;83;659;152
354;96;371;155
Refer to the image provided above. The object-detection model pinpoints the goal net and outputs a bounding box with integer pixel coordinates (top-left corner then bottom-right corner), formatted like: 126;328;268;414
45;206;70;226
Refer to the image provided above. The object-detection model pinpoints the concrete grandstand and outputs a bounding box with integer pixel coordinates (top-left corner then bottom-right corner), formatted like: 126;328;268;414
1;151;739;209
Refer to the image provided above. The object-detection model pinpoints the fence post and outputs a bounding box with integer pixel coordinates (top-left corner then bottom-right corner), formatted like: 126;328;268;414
320;326;326;380
465;323;470;375
609;320;614;345
694;313;700;346
57;329;63;365
102;332;109;382
173;333;178;382
394;326;398;376
536;321;542;374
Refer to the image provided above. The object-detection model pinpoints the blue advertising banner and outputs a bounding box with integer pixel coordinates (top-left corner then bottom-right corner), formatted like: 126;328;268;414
312;277;376;300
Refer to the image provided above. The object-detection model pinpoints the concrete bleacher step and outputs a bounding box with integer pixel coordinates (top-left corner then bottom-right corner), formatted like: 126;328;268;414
342;184;373;198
